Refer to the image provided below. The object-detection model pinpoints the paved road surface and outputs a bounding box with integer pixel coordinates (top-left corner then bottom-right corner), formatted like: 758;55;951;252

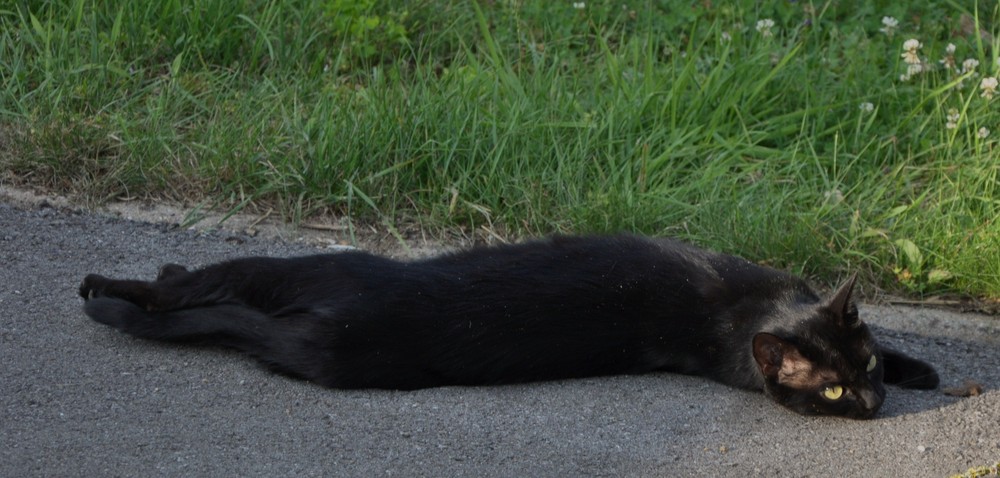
1;201;998;477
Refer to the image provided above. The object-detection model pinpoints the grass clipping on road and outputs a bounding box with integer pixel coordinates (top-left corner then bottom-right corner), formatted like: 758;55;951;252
1;0;998;299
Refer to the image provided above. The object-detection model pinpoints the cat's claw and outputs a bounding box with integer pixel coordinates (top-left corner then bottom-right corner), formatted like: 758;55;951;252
79;274;109;301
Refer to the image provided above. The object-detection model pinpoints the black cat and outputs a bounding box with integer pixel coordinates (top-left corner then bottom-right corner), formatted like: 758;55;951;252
79;234;938;418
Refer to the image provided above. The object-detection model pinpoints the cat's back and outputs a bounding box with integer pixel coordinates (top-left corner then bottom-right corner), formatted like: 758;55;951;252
417;234;711;275
361;234;730;311
275;234;792;307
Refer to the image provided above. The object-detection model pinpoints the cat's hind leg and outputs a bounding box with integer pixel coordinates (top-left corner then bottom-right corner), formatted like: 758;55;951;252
79;274;161;309
83;297;269;344
80;265;199;311
84;297;320;381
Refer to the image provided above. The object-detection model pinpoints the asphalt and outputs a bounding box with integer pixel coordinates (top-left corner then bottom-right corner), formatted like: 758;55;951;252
1;201;998;477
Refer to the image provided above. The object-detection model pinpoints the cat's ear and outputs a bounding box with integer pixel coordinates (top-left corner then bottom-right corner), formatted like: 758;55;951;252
826;273;860;327
752;333;812;384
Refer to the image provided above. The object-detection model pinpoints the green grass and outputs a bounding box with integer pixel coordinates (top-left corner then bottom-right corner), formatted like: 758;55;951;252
1;0;998;299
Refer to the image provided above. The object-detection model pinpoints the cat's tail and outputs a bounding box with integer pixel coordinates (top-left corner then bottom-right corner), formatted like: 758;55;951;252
83;297;270;349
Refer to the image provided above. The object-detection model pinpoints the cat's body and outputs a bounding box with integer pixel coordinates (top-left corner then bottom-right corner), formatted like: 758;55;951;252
80;235;938;418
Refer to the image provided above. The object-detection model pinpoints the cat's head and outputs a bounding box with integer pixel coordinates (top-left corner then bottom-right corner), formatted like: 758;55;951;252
752;275;887;419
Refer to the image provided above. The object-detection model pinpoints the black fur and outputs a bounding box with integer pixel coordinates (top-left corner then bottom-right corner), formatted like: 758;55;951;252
80;235;939;418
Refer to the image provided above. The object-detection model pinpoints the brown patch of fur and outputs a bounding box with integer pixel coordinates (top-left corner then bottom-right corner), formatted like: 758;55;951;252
777;348;840;389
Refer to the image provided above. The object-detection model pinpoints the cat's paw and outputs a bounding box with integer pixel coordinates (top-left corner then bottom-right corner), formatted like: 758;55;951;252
79;274;111;301
156;264;189;281
895;362;940;390
879;345;942;390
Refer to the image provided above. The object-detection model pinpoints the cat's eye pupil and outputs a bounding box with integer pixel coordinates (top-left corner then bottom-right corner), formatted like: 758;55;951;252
866;355;877;373
822;385;844;400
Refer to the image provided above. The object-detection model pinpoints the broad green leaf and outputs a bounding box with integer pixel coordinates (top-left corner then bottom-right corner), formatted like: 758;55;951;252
894;239;923;270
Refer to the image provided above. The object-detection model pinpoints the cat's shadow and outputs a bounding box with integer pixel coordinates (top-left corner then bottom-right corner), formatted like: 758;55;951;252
870;325;996;418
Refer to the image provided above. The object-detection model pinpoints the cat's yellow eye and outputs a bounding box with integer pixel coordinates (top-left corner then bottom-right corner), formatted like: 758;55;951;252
866;355;877;373
822;385;844;400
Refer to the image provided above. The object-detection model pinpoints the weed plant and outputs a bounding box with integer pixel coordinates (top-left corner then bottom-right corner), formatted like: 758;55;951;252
1;0;997;298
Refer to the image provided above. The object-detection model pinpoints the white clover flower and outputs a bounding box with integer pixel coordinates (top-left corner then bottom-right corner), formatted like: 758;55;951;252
756;19;775;37
901;39;922;64
859;102;874;112
879;16;899;37
946;108;960;129
980;77;998;99
940;43;957;70
572;2;585;9
721;31;732;43
962;58;980;74
978;127;990;139
823;189;845;205
953;58;981;88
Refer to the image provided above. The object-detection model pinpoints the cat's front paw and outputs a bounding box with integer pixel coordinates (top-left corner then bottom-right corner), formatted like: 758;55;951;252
79;274;111;301
896;361;940;390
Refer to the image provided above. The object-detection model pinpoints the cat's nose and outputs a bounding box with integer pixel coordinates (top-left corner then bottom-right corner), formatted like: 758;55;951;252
857;387;883;412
